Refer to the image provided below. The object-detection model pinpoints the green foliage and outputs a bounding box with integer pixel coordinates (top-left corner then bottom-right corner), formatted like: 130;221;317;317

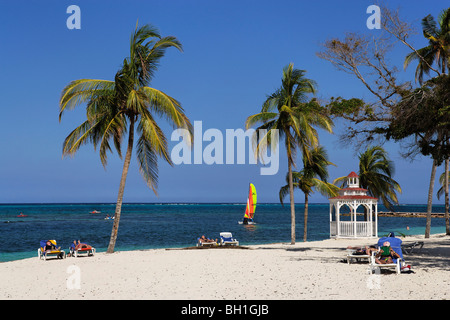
385;74;450;165
279;146;339;205
59;23;192;192
404;8;450;83
334;146;402;210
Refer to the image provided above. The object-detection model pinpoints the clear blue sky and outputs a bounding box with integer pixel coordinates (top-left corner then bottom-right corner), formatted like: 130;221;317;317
0;0;448;204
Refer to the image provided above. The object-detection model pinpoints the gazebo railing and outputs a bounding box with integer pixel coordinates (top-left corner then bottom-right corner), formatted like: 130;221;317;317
330;221;374;238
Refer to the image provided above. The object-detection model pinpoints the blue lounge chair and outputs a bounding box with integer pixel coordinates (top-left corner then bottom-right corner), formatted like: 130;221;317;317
220;232;239;246
368;234;405;274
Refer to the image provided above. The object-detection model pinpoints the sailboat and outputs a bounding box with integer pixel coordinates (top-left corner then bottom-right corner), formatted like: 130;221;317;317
239;183;257;225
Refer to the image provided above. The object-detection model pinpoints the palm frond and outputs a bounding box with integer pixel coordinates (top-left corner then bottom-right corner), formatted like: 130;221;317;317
59;79;115;121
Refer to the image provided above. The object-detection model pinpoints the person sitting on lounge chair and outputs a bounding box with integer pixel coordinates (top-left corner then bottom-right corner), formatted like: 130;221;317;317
43;240;64;259
44;241;60;253
375;241;401;264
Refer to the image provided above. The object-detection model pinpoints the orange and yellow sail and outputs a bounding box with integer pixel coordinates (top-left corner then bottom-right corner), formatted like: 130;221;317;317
244;183;257;220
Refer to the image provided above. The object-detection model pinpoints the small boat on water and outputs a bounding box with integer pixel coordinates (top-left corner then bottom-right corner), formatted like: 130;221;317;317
17;213;28;218
104;215;115;220
238;183;257;225
90;210;101;214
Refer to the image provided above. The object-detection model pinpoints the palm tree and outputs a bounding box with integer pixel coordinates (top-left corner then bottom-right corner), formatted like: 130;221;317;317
334;146;402;211
279;146;339;242
59;23;192;253
404;8;450;83
437;160;450;235
245;63;333;244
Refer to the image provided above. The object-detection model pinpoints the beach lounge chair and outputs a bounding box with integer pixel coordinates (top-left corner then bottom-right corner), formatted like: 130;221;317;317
402;241;424;255
69;242;96;257
220;232;239;246
38;240;66;261
346;249;372;264
368;236;405;275
196;236;218;247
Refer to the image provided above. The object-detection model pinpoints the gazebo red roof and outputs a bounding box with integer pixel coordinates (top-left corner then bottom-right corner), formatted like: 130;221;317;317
329;195;378;200
347;171;359;178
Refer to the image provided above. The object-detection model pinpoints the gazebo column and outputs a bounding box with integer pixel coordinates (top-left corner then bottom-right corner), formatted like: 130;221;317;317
374;203;378;237
329;203;333;237
353;201;357;238
338;202;343;237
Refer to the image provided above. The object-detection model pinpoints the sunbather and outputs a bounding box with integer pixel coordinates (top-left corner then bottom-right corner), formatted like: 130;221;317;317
43;241;64;259
199;235;217;244
44;241;60;253
375;241;401;264
347;245;378;256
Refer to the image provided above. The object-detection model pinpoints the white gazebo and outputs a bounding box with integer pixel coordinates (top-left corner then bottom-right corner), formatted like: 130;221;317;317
329;172;378;238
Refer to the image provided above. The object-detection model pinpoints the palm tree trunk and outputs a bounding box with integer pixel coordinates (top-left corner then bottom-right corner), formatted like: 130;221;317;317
303;193;308;242
445;158;449;235
425;159;437;238
107;116;135;253
288;159;296;244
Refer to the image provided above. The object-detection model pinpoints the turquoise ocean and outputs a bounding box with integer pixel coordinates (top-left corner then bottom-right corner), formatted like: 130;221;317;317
0;203;447;262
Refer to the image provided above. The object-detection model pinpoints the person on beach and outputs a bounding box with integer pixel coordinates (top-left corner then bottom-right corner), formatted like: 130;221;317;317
44;241;64;258
44;241;60;252
347;245;378;256
68;240;77;257
375;241;401;264
199;235;217;244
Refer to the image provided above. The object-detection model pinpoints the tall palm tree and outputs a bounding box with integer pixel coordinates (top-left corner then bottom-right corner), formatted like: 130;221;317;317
279;146;339;242
245;63;333;244
59;23;192;253
334;146;402;211
404;8;450;83
437;160;450;235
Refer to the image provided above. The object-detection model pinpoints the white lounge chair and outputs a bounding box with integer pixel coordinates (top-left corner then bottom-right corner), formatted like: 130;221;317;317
367;235;408;275
346;249;371;264
196;237;217;247
220;232;239;246
368;251;404;274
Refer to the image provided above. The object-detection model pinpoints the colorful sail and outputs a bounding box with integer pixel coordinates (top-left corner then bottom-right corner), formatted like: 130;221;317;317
244;183;257;220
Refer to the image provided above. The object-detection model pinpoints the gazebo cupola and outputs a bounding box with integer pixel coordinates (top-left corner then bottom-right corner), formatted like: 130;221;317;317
329;171;378;239
347;171;359;188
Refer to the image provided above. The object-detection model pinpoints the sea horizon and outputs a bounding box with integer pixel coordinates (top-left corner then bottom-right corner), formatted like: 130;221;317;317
1;201;448;207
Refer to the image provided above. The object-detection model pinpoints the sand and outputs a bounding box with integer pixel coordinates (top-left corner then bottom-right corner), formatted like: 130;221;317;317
1;234;449;300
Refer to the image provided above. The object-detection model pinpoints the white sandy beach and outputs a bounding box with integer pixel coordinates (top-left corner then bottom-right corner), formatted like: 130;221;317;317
1;234;449;300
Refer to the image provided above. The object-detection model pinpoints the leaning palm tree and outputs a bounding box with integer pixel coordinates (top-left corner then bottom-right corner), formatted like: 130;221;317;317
279;146;339;242
334;146;402;211
59;23;192;253
245;63;333;244
404;7;450;83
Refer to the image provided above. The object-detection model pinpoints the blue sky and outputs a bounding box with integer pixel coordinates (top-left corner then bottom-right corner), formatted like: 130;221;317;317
0;0;448;204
